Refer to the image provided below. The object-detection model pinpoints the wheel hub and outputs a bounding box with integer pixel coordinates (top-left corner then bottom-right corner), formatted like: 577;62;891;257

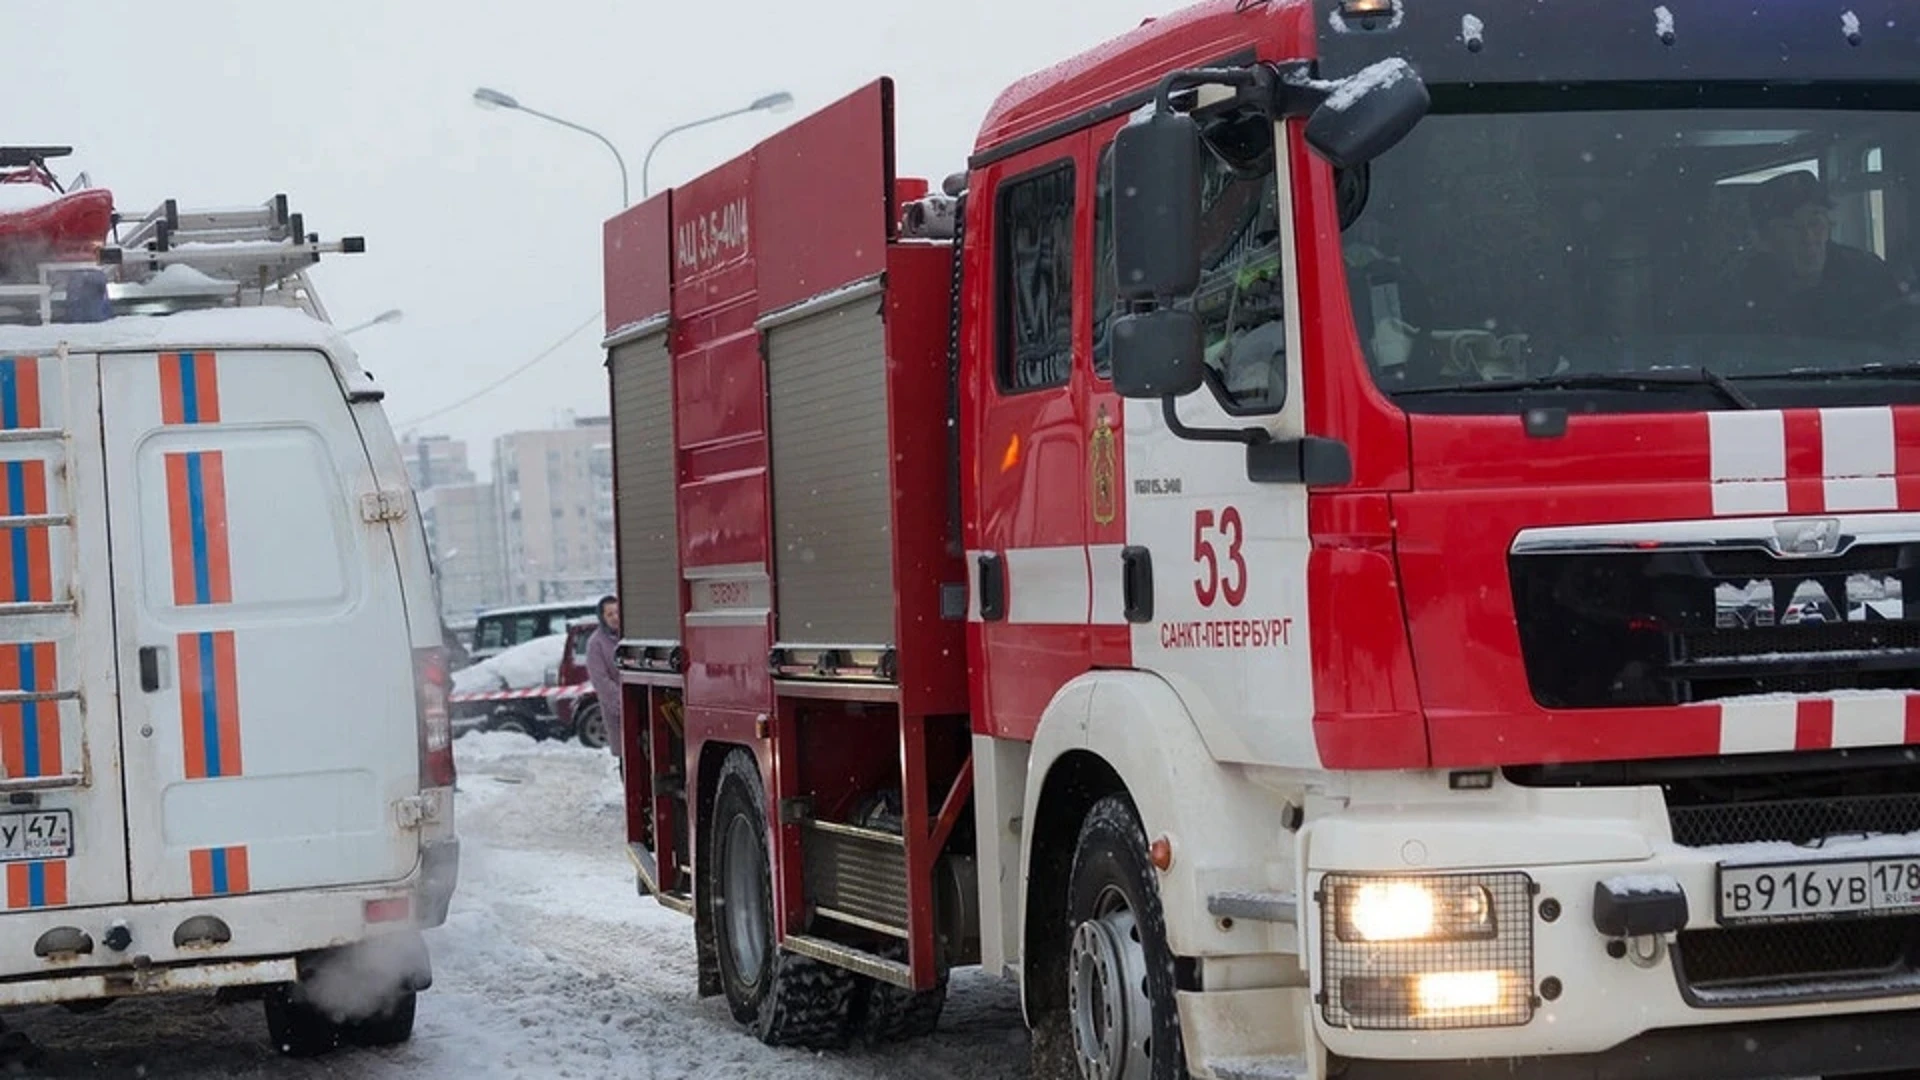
1067;905;1154;1080
720;815;767;984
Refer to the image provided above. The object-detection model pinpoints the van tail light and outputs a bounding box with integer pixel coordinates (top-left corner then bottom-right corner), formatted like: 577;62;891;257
415;646;456;788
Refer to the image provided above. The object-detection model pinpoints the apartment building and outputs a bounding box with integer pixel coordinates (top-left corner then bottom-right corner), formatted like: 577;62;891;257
492;415;617;605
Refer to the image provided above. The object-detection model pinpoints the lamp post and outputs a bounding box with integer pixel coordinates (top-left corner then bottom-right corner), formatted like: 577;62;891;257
473;87;633;207
641;92;795;198
341;308;403;336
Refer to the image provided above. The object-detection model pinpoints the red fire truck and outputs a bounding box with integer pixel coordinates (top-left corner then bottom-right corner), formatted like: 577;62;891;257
601;1;1920;1076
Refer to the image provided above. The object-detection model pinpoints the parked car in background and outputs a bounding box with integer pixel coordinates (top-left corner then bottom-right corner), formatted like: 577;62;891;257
465;600;598;664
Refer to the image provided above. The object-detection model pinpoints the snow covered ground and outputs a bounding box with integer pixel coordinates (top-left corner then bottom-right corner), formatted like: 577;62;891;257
0;733;1029;1078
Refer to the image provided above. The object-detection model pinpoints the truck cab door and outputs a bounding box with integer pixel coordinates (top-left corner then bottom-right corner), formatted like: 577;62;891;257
971;141;1092;741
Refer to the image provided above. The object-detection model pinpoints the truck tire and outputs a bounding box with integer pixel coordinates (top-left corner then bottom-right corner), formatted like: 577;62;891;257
1062;793;1188;1080
851;940;948;1043
707;749;859;1049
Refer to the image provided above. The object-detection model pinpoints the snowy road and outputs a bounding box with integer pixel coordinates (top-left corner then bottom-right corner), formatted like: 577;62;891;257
0;734;1030;1079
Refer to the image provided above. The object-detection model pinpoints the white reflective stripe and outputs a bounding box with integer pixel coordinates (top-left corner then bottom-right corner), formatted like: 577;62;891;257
1709;411;1787;516
1088;544;1127;627
1005;545;1090;625
964;546;1091;625
1822;406;1898;512
1718;699;1797;755
1831;694;1908;748
1713;481;1788;517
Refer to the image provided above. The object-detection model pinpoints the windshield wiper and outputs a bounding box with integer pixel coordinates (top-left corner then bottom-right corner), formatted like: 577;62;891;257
1735;361;1920;383
1397;368;1757;409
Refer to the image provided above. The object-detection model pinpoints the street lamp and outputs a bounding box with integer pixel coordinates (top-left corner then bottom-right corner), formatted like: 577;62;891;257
341;308;403;335
472;86;633;207
641;92;795;199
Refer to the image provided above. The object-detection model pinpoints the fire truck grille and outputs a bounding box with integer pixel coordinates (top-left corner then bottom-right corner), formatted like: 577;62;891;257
1675;916;1920;1006
1670;791;1920;848
1509;544;1920;708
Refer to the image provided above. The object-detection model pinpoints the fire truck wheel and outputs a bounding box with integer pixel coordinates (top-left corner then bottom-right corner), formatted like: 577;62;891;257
849;941;948;1043
1064;793;1187;1080
707;749;860;1049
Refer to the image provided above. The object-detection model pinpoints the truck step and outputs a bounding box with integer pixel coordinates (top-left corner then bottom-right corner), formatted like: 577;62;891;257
782;934;913;989
625;841;693;914
1207;890;1298;924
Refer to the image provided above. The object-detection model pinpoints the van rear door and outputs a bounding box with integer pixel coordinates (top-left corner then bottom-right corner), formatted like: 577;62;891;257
0;349;129;910
104;347;419;902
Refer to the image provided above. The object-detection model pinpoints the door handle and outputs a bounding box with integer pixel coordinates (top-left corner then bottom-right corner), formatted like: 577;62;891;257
138;645;166;692
1122;546;1154;623
977;553;1007;622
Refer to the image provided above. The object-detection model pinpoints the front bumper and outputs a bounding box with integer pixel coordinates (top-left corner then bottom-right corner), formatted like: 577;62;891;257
1298;779;1920;1068
1336;1009;1920;1079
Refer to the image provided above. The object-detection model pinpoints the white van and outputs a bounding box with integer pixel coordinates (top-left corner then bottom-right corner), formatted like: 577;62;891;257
0;183;456;1055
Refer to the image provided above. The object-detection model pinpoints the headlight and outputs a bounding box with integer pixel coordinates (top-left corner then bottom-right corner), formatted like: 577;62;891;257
1336;880;1496;943
1318;872;1535;1031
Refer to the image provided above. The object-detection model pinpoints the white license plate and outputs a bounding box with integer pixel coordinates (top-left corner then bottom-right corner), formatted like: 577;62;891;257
0;810;71;862
1718;857;1920;924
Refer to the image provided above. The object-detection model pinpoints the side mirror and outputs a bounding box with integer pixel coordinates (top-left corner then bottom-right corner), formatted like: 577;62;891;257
1111;309;1205;400
1304;59;1429;170
1113;109;1203;301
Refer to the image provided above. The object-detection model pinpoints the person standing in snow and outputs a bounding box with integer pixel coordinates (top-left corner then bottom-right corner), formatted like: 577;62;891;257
586;595;623;766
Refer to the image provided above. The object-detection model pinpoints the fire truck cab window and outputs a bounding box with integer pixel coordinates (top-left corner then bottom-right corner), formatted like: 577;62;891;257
1345;104;1920;413
997;161;1076;393
1094;118;1287;413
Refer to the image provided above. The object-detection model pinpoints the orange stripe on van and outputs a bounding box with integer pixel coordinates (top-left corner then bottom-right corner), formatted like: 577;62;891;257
189;846;249;896
0;460;53;606
159;352;220;426
5;861;65;909
0;646;19;781
162;452;232;607
0;356;42;431
178;632;208;780
0;643;61;779
198;453;232;604
212;631;242;776
164;455;196;606
177;631;240;780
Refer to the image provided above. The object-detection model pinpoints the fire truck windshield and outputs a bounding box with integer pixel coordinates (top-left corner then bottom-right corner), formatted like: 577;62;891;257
1341;104;1920;414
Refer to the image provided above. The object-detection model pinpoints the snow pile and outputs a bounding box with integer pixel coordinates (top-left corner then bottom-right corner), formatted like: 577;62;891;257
452;633;565;694
0;184;59;212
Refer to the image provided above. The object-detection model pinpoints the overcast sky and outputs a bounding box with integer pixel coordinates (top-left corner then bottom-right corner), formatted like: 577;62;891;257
20;0;1170;477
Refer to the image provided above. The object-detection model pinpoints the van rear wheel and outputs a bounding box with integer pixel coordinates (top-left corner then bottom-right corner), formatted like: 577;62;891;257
263;986;342;1058
706;749;859;1048
343;990;417;1047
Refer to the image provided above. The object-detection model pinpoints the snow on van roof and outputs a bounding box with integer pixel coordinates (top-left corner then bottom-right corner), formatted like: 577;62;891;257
0;306;371;381
0;304;350;355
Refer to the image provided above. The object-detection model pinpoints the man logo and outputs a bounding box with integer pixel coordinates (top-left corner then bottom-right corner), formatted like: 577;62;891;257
1770;517;1843;558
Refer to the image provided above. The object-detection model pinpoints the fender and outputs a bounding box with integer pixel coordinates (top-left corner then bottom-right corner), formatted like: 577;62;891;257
1018;669;1307;969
